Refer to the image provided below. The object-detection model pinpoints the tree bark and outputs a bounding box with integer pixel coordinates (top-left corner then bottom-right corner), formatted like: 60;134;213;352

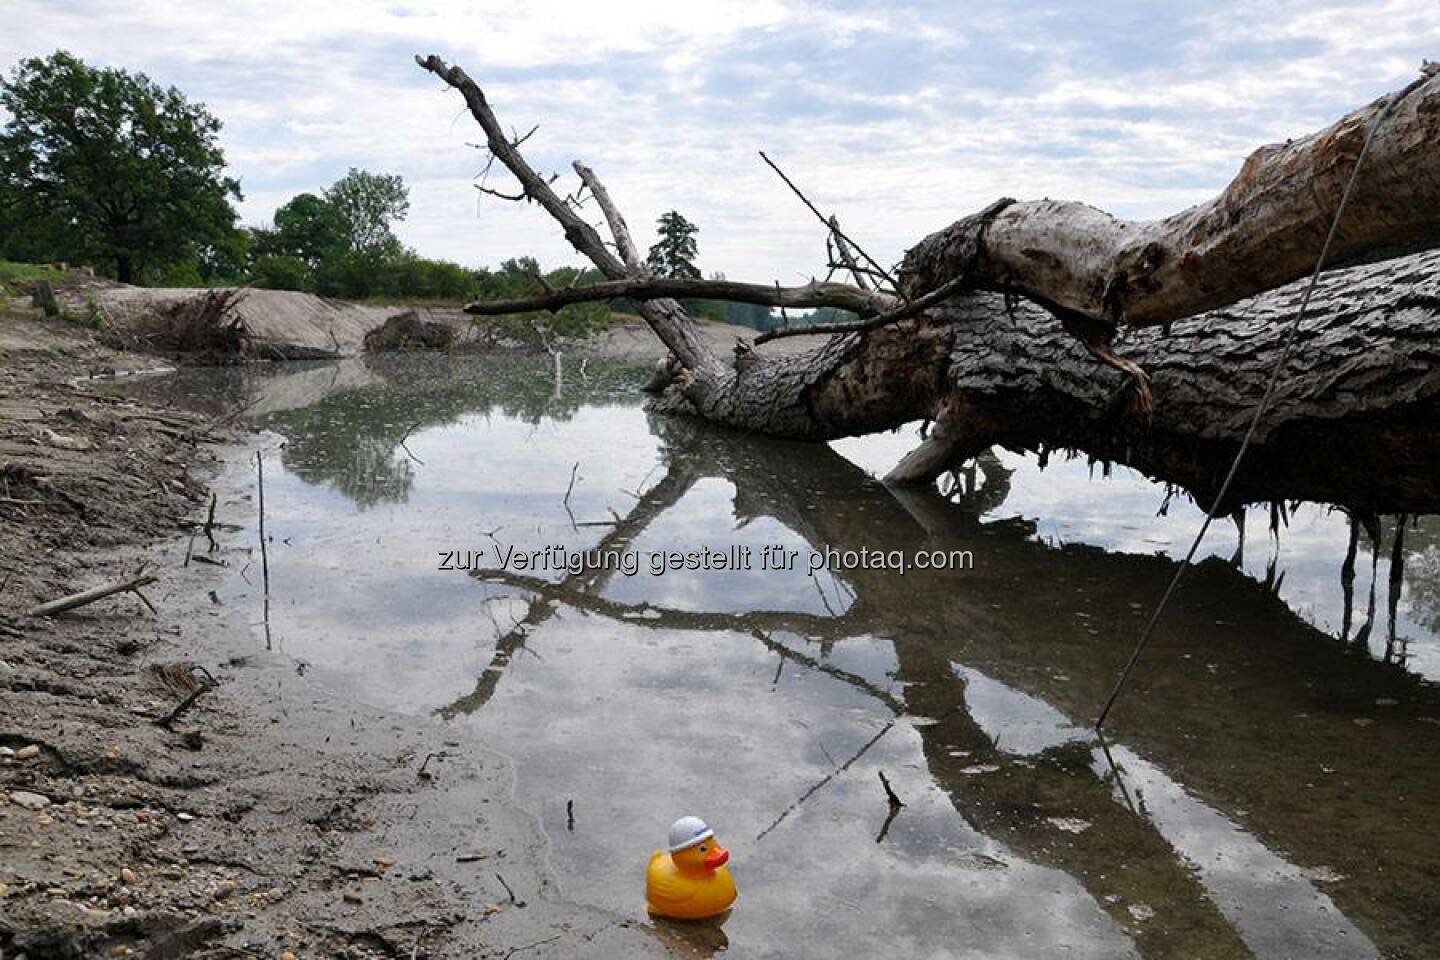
649;249;1440;512
418;55;1440;514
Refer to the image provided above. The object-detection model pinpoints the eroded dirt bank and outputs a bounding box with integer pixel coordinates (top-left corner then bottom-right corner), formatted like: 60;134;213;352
0;307;671;957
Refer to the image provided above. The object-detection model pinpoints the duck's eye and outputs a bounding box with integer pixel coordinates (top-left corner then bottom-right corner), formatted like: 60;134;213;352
698;844;708;852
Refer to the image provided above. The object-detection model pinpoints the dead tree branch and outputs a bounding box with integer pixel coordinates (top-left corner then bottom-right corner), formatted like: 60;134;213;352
573;161;643;268
758;150;901;294
465;275;893;317
27;573;159;618
417;53;718;374
754;270;978;345
829;215;871;291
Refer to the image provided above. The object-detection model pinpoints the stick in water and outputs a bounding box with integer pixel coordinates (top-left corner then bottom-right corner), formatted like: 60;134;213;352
256;450;272;649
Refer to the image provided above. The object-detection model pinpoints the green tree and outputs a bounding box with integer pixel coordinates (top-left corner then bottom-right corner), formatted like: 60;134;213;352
251;254;312;291
271;192;345;267
645;210;700;280
325;168;408;259
0;51;241;283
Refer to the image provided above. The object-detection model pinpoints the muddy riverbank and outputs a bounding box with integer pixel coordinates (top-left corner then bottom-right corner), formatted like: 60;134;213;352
57;278;813;365
0;307;671;957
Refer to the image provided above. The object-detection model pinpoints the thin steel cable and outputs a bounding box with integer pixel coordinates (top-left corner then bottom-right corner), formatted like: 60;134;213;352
1095;75;1427;730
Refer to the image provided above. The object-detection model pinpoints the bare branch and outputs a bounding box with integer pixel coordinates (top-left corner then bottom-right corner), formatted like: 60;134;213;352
754;271;973;345
416;53;718;372
475;183;526;202
465;276;893;317
758;150;900;294
573;162;643;270
828;215;871;291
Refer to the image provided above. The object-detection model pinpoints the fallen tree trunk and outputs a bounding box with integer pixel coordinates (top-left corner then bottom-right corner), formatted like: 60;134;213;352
643;252;1440;513
417;55;1440;514
894;251;1440;512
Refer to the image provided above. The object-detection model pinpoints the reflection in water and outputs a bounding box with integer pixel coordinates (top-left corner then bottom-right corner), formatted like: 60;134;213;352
149;355;1439;960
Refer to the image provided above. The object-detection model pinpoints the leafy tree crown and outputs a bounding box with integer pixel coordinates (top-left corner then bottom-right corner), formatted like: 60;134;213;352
0;50;241;282
325;168;409;260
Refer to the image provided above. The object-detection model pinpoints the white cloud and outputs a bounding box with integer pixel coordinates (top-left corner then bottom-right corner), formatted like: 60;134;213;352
3;1;1438;281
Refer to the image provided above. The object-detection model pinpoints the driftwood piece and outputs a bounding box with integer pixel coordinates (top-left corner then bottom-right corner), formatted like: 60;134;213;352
27;574;158;617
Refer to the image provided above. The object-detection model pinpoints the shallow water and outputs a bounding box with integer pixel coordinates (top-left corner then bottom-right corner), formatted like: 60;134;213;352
136;354;1440;959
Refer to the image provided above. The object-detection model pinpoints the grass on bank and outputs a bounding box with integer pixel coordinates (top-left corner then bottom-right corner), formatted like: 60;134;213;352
0;259;63;292
0;260;108;329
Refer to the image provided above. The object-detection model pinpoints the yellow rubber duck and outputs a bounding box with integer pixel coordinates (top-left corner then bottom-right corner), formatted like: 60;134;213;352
645;816;737;920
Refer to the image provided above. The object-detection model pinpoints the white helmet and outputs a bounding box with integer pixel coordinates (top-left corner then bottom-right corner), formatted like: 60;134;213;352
668;816;715;852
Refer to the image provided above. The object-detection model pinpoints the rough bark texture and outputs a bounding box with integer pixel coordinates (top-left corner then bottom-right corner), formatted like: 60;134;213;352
654;249;1440;512
923;249;1440;512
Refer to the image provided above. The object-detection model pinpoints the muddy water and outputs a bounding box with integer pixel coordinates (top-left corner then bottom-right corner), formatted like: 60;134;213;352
139;355;1440;959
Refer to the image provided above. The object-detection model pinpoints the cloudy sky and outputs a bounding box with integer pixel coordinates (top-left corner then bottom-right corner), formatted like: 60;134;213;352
4;1;1437;282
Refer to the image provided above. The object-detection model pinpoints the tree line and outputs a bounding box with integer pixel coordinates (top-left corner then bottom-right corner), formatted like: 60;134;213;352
0;50;804;332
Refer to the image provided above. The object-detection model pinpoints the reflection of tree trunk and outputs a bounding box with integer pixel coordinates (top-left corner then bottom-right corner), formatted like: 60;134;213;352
1340;515;1360;643
440;460;703;719
446;415;1437;956
940;450;1012;515
1386;515;1409;664
451;423;1249;956
671;425;1252;956
893;640;1251;960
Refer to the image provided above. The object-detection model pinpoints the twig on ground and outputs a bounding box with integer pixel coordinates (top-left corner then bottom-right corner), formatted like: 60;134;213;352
495;872;525;907
256;450;272;649
203;492;218;552
156;666;218;729
27;573;159;618
418;751;445;779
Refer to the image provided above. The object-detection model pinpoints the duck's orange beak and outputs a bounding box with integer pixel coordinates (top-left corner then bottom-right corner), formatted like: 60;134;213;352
703;845;730;870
